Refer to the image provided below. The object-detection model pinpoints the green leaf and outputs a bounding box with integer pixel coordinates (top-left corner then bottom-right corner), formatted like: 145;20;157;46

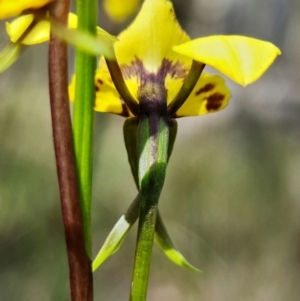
92;194;140;271
124;118;177;189
73;0;99;257
130;115;169;301
0;42;24;73
155;212;200;272
92;216;131;271
123;117;139;189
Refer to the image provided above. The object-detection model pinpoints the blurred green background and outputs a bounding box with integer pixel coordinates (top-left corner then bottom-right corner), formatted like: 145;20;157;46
1;0;300;300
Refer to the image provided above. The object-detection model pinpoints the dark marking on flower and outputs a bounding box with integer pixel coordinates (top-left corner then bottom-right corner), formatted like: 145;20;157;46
120;57;188;84
205;93;225;111
120;57;189;115
95;77;104;92
120;58;143;80
195;83;215;95
160;59;188;79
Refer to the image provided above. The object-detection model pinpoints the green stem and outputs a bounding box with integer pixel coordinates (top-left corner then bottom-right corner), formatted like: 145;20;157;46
73;0;97;258
130;115;169;301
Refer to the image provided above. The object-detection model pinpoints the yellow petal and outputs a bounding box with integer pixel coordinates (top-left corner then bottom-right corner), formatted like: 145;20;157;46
94;69;127;116
175;73;231;117
116;0;191;72
173;36;281;86
6;13;78;45
69;61;128;117
6;15;49;44
114;0;192;104
103;0;140;22
0;0;53;19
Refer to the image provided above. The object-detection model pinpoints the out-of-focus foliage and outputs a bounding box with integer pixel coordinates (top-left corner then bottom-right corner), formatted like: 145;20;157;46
1;0;300;300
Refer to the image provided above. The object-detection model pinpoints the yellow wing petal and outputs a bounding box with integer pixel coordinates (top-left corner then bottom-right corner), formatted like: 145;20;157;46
94;67;128;116
69;62;128;117
6;13;78;45
103;0;140;22
0;0;53;19
173;36;281;86
175;73;231;117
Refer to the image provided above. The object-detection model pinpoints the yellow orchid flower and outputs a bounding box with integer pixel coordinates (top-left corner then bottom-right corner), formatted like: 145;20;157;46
103;0;141;22
0;0;53;19
74;0;281;278
1;13;116;72
69;0;280;118
7;13;116;49
6;13;116;48
1;13;79;72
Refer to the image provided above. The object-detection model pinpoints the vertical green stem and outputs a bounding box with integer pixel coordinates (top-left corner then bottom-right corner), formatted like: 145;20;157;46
73;0;97;257
130;115;169;301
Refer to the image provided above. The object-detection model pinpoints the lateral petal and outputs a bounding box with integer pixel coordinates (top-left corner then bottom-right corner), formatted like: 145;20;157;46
69;64;128;116
175;73;231;117
173;36;281;86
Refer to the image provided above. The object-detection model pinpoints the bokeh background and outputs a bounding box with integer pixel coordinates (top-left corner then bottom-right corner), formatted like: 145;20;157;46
1;0;300;300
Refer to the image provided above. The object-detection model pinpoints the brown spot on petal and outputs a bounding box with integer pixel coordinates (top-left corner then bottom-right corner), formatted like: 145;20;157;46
195;83;215;96
95;78;104;92
206;93;225;111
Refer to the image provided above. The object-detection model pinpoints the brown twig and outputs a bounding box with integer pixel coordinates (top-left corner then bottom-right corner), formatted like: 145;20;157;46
48;1;93;300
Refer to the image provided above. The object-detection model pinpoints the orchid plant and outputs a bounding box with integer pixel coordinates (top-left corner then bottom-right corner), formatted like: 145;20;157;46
0;0;280;300
79;1;280;300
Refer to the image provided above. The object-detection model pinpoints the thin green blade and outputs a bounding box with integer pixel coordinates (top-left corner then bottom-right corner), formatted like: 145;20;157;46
92;194;140;271
155;212;200;272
